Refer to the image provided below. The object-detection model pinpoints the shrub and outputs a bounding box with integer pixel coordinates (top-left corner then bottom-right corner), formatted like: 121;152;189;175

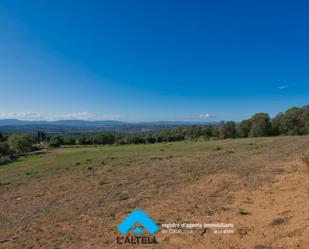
0;142;11;156
146;137;156;144
8;134;35;153
49;136;64;148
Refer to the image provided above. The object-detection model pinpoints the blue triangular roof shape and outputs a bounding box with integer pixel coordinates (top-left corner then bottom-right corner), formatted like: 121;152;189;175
132;227;143;234
117;210;158;235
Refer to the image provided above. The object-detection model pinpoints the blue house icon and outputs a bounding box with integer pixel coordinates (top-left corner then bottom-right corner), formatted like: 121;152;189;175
117;210;158;235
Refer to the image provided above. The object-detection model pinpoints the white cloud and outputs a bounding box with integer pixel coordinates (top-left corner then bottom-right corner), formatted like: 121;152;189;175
156;114;213;121
0;112;121;121
0;112;44;120
0;112;214;122
199;113;211;119
278;83;296;89
57;112;121;121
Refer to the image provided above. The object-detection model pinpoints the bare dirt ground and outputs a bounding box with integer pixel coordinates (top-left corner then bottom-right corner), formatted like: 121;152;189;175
0;136;309;249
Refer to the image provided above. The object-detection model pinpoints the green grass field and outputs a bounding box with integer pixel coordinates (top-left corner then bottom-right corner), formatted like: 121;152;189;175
0;136;302;187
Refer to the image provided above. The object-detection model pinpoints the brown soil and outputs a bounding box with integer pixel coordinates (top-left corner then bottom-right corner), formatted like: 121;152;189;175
0;136;309;249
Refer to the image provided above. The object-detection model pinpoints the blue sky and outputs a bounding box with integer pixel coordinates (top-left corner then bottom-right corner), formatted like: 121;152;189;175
0;0;308;122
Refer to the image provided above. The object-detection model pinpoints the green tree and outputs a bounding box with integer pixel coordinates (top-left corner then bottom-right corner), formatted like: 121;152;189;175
8;134;34;153
202;125;214;140
76;135;93;145
281;107;304;135
237;119;251;138
36;131;46;143
63;136;76;145
93;133;115;144
146;136;156;144
49;136;64;148
219;121;237;139
188;126;203;141
249;113;271;137
211;126;220;138
0;142;11;156
131;136;146;144
156;136;164;143
271;113;283;136
302;106;309;134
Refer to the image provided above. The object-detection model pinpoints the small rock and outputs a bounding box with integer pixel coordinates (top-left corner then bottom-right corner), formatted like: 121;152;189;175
119;191;129;200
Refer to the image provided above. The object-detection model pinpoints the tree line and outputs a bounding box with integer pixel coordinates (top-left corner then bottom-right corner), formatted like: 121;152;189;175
164;105;309;140
0;105;309;159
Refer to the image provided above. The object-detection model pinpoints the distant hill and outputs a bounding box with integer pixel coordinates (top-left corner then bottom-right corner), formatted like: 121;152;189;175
0;119;216;134
0;119;126;127
51;120;127;127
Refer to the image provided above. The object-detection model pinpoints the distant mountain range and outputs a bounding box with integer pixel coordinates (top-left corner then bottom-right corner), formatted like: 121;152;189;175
0;119;125;126
0;119;216;134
